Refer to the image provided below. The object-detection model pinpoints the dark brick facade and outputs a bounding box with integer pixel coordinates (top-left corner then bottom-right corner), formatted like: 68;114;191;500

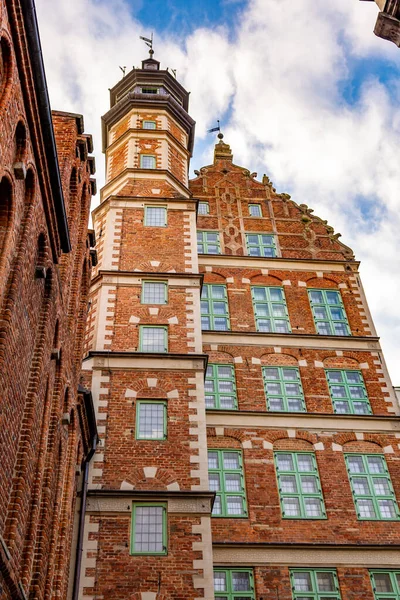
0;1;96;598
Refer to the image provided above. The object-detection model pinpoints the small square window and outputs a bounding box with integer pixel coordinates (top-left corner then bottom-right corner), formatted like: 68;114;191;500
197;231;220;254
142;281;167;304
131;503;166;554
139;326;167;353
249;204;262;217
136;401;166;440
140;155;157;169
145;206;167;227
141;87;159;94
198;202;210;215
143;120;156;129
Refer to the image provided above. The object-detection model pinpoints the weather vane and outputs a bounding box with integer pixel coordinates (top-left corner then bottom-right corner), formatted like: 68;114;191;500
208;120;223;139
140;32;154;57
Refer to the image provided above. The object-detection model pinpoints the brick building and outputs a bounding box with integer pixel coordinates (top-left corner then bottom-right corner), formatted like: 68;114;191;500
0;1;97;598
81;53;400;600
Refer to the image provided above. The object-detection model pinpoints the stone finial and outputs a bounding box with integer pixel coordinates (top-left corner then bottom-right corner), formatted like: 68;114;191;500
214;135;233;162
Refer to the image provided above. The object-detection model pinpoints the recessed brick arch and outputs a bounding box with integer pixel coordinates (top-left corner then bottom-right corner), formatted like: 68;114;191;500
0;34;12;110
207;348;235;362
250;273;284;285
203;271;227;283
342;441;384;454
323;355;361;370
304;275;340;288
260;352;298;365
122;467;179;490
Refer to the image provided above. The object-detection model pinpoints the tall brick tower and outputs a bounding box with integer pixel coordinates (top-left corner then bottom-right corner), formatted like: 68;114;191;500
81;53;214;599
81;54;400;600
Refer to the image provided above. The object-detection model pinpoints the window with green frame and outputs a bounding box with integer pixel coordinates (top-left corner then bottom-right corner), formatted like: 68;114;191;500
141;281;168;304
246;233;276;257
201;284;230;331
345;454;400;520
248;204;262;217
142;120;156;129
144;206;166;226
308;289;350;336
139;326;168;353
326;370;371;415
262;366;305;412
275;452;326;519
251;286;291;333
208;450;247;517
290;569;341;600
213;569;255;599
370;571;400;599
130;503;167;554
136;401;167;440
198;201;210;215
205;364;237;410
197;230;221;254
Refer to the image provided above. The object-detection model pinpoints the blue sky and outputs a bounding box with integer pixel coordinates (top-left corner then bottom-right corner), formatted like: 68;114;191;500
132;0;247;38
36;0;400;381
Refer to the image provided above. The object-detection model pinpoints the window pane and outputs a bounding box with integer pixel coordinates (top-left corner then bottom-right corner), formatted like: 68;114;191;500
374;573;393;593
373;478;390;495
134;506;164;553
378;499;396;518
367;457;385;474
225;473;241;491
146;206;166;226
358;499;376;518
143;282;166;304
277;454;294;471
304;498;322;517
226;496;244;514
143;120;156;129
353;477;370;495
212;496;222;515
293;572;312;591
214;572;227;592
232;572;251;591
138;403;165;439
224;452;240;470
301;475;318;493
249;205;261;216
297;455;313;472
209;474;220;491
317;572;335;592
141;155;156;169
141;327;166;352
281;475;297;493
208;452;219;469
283;497;300;516
347;456;364;473
198;202;209;215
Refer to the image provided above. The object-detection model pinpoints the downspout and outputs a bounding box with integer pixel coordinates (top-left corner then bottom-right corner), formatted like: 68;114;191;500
71;436;97;600
72;387;98;600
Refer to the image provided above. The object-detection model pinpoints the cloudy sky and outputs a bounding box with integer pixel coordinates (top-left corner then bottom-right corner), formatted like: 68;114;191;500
35;0;400;382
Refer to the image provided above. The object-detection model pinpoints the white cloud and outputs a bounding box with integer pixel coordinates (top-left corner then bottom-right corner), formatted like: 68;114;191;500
36;0;400;382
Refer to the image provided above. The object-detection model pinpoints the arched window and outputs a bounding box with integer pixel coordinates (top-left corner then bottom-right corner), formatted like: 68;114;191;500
13;121;27;179
0;177;12;262
0;37;12;109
